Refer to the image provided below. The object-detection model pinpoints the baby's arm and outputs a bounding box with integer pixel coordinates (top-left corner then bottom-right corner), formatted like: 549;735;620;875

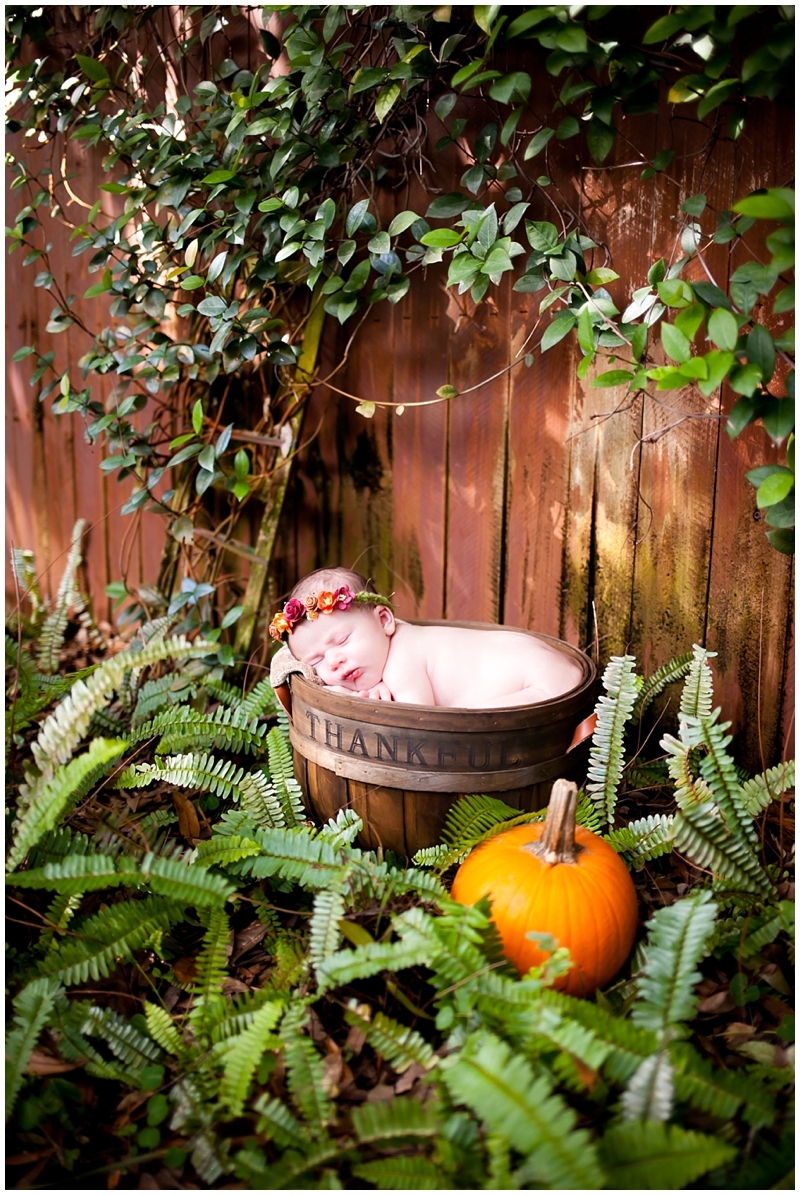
382;642;436;705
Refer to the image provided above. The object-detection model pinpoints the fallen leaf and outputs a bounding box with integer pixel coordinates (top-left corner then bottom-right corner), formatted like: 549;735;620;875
231;920;269;963
172;955;197;984
365;1083;395;1103
172;791;200;841
698;989;735;1015
6;1150;55;1167
25;1050;86;1075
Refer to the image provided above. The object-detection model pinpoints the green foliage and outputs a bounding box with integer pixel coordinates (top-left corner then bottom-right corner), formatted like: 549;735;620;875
4;542;795;1187
586;655;639;825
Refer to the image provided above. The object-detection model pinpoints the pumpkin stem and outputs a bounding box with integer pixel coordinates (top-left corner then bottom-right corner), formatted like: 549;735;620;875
528;778;582;864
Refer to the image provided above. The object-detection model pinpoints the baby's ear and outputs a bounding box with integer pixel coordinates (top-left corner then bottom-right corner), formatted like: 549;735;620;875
374;605;396;636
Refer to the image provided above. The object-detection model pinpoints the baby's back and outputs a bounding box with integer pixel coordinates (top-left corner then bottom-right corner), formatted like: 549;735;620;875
401;623;582;707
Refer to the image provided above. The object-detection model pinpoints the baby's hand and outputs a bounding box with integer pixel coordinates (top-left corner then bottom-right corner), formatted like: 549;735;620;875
356;682;393;701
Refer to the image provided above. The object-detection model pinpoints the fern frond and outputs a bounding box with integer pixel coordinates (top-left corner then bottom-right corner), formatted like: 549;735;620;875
679;643;717;721
187;908;231;1042
661;731;713;810
343;1003;437;1074
586;655;639;826
5;977;62;1121
87;707;127;736
741;760;795;816
574;792;604;833
631;652;694;725
144;1001;186;1057
128;704;268;756
411;843;454;868
35;895;183;985
8;850;141;895
308;887;346;970
235;825;346;891
252;1093;307;1149
236;768;288;829
266;726;306;826
441;792;524;849
36;519;85;674
21;636;210;814
626;758;670;791
632;891;717;1034
281;1004;331;1132
140;852;236;908
670;1042;745;1121
40;891;82;951
540;990;658;1084
217;999;284;1118
27;827;93;869
605;814;675;864
353;1156;447;1190
621;1049;674;1122
241;678;281;719
442;1031;602;1189
194;835;264;870
11;547;46;622
597;1121;736;1190
202;677;244;708
315;931;430;994
80;1004;164;1070
131;674;197;725
117;751;247;799
681;709;760;848
7;737;128;872
673;803;773;896
316;807;363;849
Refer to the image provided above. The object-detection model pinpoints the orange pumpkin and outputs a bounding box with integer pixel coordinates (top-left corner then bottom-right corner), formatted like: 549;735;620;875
451;779;638;996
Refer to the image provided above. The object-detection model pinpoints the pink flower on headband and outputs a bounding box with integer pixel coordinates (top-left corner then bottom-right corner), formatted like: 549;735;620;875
283;598;305;625
335;585;356;609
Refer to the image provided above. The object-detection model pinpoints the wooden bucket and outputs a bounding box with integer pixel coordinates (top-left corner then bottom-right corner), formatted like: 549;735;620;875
278;621;597;858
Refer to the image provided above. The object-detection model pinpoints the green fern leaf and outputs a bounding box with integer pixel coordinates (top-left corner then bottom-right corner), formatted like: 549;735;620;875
80;1004;164;1070
27;826;92;867
141;851;236;907
5;977;62;1121
308;887;346;970
117;751;247;799
352;1094;439;1142
7;737;128;872
144;1001;185;1057
36;519;85;674
442;1031;602;1189
266;726;306;826
679;643;717;721
442;792;525;848
605;814;675;864
682;709;760;848
236;768;288;828
742;760;795;816
253;1093;307;1149
597;1120;736;1190
631;652;694;725
661;731;713;808
670;1042;744;1121
40;892;82;950
411;843;454;868
541;989;658;1084
8;850;140;895
353;1156;447;1189
586;655;639;826
632;891;717;1034
282;1005;331;1131
621;1049;675;1122
10;547;46;622
316;807;363;849
129;704;268;756
235;825;346;890
673;803;773;895
316;931;430;994
131;674;197;725
187;908;231;1042
218;1000;284;1118
241;677;281;718
35;895;183;985
194;836;264;869
20;636;210;823
344;1002;437;1073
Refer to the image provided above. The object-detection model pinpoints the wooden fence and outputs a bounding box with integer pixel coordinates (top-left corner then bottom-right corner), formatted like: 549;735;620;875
5;37;794;773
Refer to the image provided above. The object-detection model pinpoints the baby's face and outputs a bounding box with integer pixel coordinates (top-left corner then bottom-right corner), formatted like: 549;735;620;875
288;606;394;690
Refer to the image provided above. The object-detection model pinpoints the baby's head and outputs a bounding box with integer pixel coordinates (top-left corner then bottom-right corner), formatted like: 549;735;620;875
270;567;395;691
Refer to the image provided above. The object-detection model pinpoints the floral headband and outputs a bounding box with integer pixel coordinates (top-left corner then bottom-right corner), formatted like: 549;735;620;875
268;585;394;641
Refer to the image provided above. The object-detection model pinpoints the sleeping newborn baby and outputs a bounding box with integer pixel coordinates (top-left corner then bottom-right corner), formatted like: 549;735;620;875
269;567;583;709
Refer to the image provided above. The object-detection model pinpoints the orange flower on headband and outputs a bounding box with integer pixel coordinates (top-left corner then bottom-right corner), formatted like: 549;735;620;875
303;594;319;620
317;590;336;613
268;612;291;640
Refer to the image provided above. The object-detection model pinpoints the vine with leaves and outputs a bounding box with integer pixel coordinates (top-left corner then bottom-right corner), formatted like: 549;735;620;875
6;4;795;660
